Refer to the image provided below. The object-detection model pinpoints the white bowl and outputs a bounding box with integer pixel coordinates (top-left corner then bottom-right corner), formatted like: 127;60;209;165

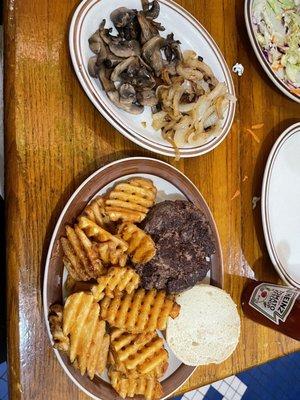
69;0;236;157
245;0;300;104
262;123;300;288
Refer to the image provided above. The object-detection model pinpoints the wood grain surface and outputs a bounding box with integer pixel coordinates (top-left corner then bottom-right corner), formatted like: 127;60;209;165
4;0;300;399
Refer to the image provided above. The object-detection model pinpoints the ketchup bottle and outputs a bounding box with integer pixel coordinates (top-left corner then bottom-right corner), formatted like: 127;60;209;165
241;280;300;341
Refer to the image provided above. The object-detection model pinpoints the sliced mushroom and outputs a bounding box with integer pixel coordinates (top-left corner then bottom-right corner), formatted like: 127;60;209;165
107;91;144;114
98;65;116;92
110;56;137;81
104;47;123;68
146;0;160;19
142;36;166;76
136;68;156;89
141;0;160;19
138;56;152;71
88;31;107;57
163;33;183;62
99;20;120;45
99;19;140;58
137;11;164;44
110;8;141;41
121;64;156;90
120;18;141;41
141;0;150;12
150;20;165;31
137;89;158;106
88;56;100;78
119;83;137;103
109;39;141;58
89;31;107;66
122;58;140;76
110;7;135;28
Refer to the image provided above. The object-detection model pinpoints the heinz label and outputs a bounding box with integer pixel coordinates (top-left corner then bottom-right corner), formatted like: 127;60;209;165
249;283;299;325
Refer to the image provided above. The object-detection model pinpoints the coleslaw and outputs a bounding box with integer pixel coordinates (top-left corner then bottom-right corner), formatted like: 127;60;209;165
252;0;300;96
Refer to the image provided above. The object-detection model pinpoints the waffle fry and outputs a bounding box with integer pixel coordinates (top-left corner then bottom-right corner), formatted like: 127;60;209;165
110;329;168;376
48;304;70;352
97;242;127;267
80;196;110;227
61;225;104;281
64;274;94;295
109;369;163;400
91;266;140;301
100;289;180;333
78;216;128;266
65;274;77;293
77;216;127;249
118;223;156;264
63;292;110;379
107;351;138;379
108;351;168;379
105;178;157;223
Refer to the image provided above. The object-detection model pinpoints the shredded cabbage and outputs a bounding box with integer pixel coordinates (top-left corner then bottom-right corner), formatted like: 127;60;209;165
252;0;300;92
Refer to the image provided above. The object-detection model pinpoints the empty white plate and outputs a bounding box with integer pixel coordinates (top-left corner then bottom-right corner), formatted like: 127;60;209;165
262;123;300;287
69;0;236;157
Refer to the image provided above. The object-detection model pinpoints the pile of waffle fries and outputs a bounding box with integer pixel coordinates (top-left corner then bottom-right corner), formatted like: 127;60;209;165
49;177;180;400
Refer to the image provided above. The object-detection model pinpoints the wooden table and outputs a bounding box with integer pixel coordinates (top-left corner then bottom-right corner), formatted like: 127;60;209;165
5;0;300;399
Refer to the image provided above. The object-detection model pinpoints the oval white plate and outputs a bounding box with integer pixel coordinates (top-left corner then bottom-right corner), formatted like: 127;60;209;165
69;0;236;157
43;157;223;400
245;0;300;104
262;123;300;288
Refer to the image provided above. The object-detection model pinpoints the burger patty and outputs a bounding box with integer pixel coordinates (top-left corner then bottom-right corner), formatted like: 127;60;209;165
135;200;216;293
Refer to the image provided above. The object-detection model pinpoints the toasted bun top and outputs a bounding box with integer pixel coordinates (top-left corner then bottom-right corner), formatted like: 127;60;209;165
166;285;240;366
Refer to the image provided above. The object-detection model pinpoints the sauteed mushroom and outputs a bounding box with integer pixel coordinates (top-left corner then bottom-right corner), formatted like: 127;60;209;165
110;7;135;28
163;33;183;62
88;56;100;78
142;36;166;76
107;90;144;114
99;20;119;45
104;48;123;68
141;0;160;20
119;83;137;102
110;56;138;81
137;89;158;106
87;2;180;108
86;0;233;156
98;65;115;92
110;7;141;41
99;19;141;58
121;19;141;41
121;63;156;90
88;31;107;57
137;11;165;44
109;39;141;58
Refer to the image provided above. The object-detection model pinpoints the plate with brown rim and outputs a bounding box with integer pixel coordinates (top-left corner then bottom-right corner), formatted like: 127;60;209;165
245;0;300;104
43;157;223;399
69;0;236;158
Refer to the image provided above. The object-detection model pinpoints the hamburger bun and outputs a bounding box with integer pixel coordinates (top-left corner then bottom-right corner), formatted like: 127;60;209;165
166;285;240;366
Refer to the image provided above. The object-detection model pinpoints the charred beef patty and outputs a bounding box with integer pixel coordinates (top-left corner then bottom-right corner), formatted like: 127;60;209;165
135;200;215;293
